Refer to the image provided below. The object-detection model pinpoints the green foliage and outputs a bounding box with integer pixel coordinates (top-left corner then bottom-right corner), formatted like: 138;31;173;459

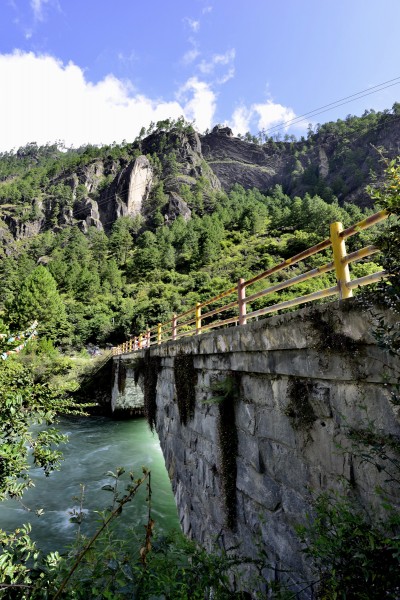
0;359;87;500
297;493;400;599
367;155;400;214
6;266;69;343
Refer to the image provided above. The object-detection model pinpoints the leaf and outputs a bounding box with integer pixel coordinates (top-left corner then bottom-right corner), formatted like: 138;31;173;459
101;484;115;492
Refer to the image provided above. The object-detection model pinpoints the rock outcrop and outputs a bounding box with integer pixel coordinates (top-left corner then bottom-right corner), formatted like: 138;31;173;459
1;112;399;242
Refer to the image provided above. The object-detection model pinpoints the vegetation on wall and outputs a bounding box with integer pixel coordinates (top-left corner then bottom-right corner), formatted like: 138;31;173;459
135;351;161;431
284;377;317;434
211;374;241;530
174;354;198;425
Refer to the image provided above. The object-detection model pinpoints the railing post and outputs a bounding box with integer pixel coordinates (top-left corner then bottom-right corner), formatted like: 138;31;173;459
172;314;177;340
157;323;162;345
195;302;202;335
330;222;353;300
133;337;137;351
146;329;151;348
129;338;133;352
238;278;247;326
138;335;142;350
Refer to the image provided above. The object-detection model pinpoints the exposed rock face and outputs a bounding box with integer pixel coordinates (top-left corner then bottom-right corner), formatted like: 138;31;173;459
201;117;400;205
125;155;153;215
73;198;103;232
201;129;277;191
2;114;399;242
318;146;329;178
165;192;191;222
111;357;144;417
2;212;44;240
97;155;153;230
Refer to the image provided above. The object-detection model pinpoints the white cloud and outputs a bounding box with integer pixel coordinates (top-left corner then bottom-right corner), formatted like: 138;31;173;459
181;39;200;66
230;106;253;134
182;48;200;65
228;99;298;136
253;100;296;131
177;77;216;132
0;51;214;151
202;6;213;14
183;17;200;32
217;67;235;85
30;0;53;21
199;48;235;75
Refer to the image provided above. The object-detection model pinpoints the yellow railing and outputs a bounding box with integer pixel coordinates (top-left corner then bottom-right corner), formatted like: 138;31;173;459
113;209;390;356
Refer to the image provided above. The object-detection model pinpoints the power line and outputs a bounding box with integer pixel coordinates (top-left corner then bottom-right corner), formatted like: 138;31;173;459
261;77;400;136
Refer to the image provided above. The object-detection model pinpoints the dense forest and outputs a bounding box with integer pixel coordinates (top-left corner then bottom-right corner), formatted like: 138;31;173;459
1;107;399;349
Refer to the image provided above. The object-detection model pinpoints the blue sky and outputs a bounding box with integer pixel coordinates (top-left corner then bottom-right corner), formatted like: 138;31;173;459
0;0;399;151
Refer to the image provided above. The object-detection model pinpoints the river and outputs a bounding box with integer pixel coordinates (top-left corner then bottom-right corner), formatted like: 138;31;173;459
0;416;180;554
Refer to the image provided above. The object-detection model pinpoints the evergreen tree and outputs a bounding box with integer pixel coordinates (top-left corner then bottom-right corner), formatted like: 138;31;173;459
7;266;69;343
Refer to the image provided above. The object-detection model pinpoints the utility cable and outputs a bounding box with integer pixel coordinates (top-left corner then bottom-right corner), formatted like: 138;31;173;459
261;78;400;135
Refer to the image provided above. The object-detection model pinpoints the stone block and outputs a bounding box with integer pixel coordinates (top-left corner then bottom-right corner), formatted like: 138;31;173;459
258;440;311;494
237;457;281;510
240;373;274;407
236;402;256;435
256;406;297;448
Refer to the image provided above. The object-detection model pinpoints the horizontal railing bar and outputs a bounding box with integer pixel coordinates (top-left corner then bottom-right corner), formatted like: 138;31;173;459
198;286;237;309
177;305;197;319
346;270;386;290
340;209;389;239
244;238;332;288
246;285;339;320
202;300;238;320
174;328;197;339
177;316;197;328
245;262;335;303
342;245;379;265
202;316;239;331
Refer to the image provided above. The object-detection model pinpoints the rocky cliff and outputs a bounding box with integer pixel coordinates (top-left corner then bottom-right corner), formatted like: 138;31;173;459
0;109;399;242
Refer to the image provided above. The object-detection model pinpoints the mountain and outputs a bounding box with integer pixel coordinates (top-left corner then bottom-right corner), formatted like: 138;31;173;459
0;106;399;242
0;108;398;348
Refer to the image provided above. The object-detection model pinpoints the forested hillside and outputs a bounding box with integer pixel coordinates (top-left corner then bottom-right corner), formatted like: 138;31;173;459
0;106;398;348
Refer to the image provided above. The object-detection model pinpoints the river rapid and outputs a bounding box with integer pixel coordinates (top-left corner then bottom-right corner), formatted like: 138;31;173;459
0;416;180;554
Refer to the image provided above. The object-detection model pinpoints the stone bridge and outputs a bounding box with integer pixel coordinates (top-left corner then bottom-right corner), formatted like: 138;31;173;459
111;299;400;596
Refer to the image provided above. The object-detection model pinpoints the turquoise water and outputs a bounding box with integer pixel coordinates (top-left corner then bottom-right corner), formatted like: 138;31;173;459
0;416;180;554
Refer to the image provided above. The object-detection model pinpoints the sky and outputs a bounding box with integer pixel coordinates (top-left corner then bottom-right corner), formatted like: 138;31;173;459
0;0;399;152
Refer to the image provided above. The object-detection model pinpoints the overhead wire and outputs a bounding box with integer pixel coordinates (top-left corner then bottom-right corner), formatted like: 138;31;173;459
260;77;400;136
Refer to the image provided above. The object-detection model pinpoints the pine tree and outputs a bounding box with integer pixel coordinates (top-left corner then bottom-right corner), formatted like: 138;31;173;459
7;266;69;343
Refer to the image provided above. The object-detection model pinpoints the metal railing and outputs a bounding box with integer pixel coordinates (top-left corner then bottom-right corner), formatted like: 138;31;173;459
113;209;390;356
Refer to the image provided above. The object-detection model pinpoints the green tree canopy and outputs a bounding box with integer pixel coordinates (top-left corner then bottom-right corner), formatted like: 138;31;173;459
7;266;69;343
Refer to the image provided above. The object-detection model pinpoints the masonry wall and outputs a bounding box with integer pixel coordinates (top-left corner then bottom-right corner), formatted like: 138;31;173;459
111;357;144;417
117;299;400;596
